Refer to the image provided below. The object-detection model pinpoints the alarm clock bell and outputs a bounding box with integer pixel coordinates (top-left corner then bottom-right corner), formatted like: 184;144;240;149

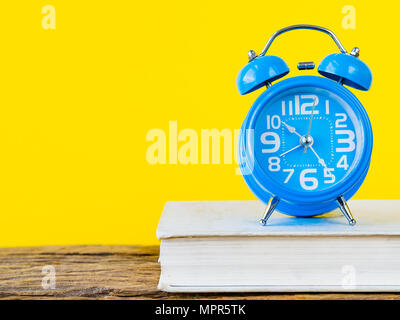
318;52;372;91
236;55;289;95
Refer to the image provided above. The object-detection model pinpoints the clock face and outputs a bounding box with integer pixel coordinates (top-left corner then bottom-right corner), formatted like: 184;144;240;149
254;86;365;194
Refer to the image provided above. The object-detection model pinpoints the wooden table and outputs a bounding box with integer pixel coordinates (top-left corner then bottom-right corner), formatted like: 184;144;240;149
0;245;398;300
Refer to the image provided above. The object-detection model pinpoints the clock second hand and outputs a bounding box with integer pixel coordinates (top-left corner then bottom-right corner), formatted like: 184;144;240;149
279;144;302;157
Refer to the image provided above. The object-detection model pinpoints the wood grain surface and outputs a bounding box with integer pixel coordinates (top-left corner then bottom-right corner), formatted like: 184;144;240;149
0;245;399;300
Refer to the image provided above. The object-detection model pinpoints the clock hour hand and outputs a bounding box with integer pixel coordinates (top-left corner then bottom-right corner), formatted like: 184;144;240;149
309;145;327;168
279;144;302;157
281;121;302;138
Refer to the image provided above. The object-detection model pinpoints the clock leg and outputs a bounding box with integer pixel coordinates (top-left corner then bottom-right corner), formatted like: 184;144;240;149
259;197;279;226
336;196;356;226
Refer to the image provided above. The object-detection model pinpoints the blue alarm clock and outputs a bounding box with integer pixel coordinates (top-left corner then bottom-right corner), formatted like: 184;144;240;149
237;25;373;226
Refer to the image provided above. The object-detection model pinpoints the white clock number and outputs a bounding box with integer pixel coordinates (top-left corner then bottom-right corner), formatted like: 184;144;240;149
301;95;319;114
335;113;347;128
325;100;330;115
337;155;349;170
268;157;280;171
300;169;318;190
323;168;336;184
261;132;280;153
283;168;294;183
335;130;355;152
266;115;281;129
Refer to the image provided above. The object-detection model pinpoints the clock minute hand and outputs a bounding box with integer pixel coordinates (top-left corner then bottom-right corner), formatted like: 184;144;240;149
309;145;327;168
306;98;317;136
304;98;317;153
281;121;302;138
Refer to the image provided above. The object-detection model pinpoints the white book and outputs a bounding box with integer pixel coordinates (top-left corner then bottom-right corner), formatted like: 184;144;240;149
157;200;400;292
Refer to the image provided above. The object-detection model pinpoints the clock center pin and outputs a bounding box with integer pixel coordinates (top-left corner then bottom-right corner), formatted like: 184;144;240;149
300;135;314;148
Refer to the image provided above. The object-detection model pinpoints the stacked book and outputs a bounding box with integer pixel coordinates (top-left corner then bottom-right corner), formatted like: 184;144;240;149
157;200;400;292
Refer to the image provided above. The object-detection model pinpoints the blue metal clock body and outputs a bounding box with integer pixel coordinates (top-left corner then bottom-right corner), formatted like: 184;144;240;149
236;25;373;224
238;75;372;216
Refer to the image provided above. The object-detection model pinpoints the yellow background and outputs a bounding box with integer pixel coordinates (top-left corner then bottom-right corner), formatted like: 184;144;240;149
0;1;397;246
